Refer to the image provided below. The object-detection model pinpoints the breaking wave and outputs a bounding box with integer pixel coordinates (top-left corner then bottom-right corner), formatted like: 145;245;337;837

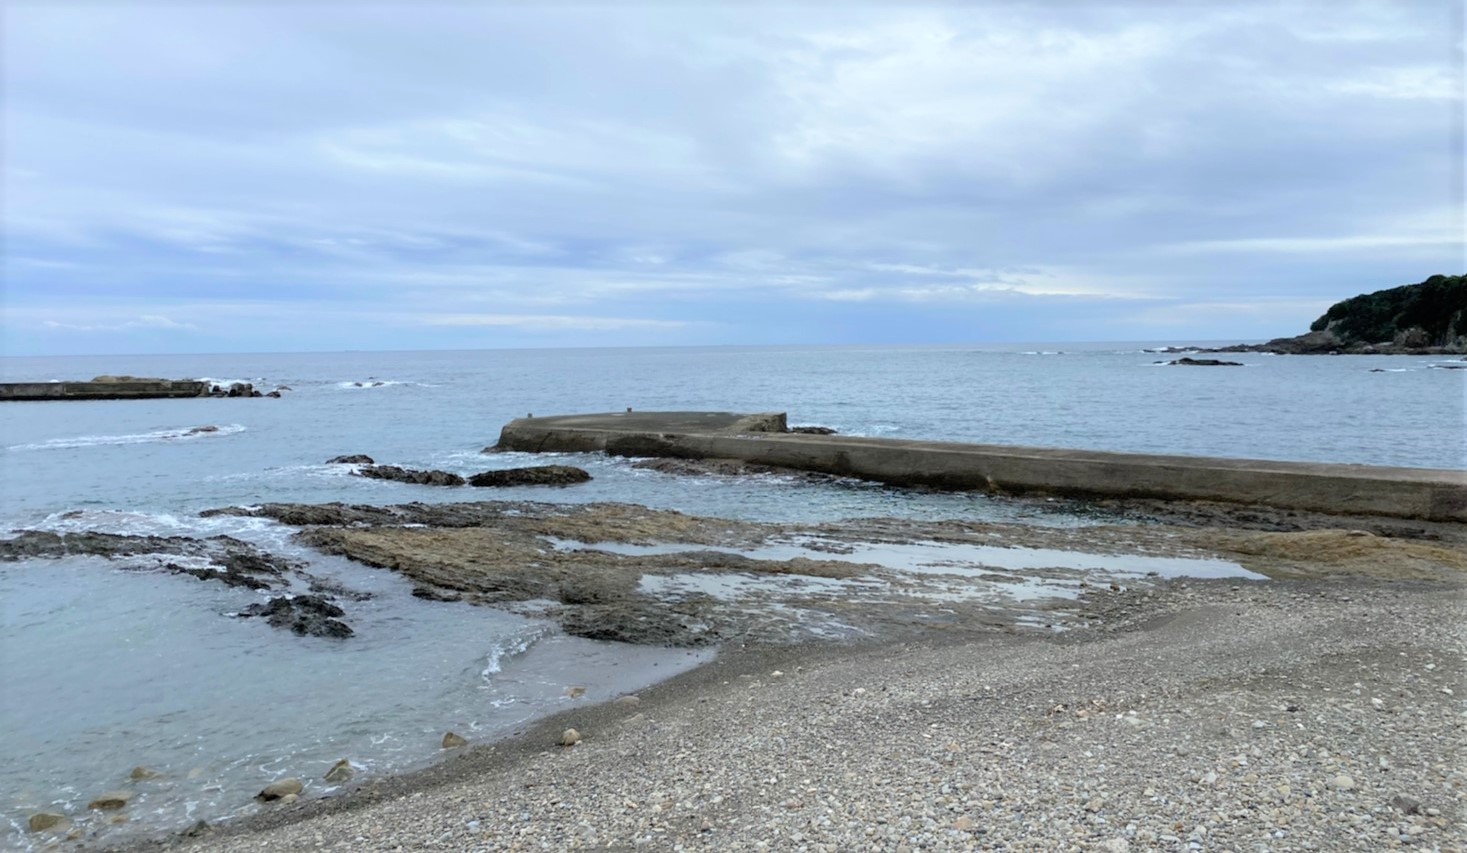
7;424;246;452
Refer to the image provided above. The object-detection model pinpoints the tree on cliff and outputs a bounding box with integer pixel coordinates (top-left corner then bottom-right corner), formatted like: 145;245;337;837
1308;274;1466;348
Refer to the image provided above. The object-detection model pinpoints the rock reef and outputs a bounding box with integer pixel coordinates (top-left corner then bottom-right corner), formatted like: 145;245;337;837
357;465;465;486
467;465;591;487
0;530;361;637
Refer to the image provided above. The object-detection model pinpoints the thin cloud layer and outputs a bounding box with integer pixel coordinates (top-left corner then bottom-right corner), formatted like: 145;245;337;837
3;3;1461;354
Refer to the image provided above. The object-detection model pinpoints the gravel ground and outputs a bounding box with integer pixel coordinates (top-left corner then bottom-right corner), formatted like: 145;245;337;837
134;576;1464;853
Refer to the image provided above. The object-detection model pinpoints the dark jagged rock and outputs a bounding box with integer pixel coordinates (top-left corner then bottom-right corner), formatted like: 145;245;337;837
206;382;264;398
164;562;274;590
1164;357;1243;367
239;595;353;638
357;465;465;486
467;465;591;487
326;454;374;464
789;425;838;435
186;425;221;435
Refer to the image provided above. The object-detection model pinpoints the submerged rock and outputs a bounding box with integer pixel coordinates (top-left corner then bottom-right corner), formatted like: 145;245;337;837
0;531;296;593
326;454;374;464
28;812;68;832
88;791;132;811
256;778;304;801
239;594;353;638
442;731;469;749
358;465;465;487
129;765;160;780
467;465;591;487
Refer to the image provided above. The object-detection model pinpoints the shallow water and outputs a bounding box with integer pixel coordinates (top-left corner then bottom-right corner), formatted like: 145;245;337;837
0;514;709;846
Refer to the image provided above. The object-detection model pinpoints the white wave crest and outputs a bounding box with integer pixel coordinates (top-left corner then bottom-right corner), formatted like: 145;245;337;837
336;379;407;389
7;424;246;452
479;624;554;680
34;507;279;539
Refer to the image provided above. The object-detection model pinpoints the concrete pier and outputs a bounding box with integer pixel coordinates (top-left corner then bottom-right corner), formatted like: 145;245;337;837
496;411;1467;522
0;379;210;401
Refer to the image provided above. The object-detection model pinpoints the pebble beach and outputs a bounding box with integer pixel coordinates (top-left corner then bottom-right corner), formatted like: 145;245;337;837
138;575;1464;852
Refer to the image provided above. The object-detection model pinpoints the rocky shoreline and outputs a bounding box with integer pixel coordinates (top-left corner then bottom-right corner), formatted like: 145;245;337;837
116;573;1464;852
9;488;1464;850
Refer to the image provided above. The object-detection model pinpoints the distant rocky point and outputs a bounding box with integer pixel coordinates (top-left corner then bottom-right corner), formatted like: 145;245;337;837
1208;274;1465;355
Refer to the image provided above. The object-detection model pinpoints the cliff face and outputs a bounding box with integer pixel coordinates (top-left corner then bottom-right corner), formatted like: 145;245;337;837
1217;274;1466;355
1309;274;1466;349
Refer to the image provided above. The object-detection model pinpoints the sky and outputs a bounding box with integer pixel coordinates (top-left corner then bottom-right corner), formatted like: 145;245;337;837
3;2;1463;355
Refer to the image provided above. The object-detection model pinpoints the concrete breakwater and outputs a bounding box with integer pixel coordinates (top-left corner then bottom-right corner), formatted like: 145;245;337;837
496;411;1467;522
0;379;209;401
0;378;275;401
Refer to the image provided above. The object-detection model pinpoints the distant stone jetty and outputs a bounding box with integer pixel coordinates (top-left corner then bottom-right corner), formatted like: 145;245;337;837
0;376;276;401
496;411;1467;522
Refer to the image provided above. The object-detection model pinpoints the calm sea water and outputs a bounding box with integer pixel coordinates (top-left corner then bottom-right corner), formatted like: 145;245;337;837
1;344;1462;847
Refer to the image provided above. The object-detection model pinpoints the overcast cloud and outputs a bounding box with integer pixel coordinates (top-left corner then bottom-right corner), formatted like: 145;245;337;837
3;2;1461;354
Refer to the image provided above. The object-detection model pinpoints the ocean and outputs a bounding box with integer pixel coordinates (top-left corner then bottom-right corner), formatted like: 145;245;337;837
1;343;1462;847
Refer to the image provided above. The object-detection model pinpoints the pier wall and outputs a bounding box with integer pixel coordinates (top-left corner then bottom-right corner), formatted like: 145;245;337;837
0;380;209;401
497;411;1467;522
